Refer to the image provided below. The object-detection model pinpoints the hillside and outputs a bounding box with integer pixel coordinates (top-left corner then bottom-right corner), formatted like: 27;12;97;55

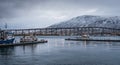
49;15;120;29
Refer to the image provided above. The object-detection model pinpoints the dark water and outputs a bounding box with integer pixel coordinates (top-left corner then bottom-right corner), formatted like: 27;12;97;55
0;36;120;65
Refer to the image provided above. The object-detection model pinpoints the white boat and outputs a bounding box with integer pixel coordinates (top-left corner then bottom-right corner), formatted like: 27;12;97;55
20;34;47;43
65;34;90;40
20;34;38;42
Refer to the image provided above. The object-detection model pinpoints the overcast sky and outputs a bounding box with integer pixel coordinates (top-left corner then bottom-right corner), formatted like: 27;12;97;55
0;0;120;29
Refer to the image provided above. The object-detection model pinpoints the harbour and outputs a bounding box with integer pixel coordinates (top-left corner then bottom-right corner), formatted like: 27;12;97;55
1;27;120;65
0;26;120;65
1;27;120;47
0;36;120;65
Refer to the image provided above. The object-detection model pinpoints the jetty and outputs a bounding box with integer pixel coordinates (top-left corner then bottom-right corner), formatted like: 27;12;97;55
65;36;120;42
65;38;120;42
0;40;47;47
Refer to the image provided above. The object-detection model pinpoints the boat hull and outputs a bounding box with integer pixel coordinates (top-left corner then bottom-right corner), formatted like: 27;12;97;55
0;38;15;44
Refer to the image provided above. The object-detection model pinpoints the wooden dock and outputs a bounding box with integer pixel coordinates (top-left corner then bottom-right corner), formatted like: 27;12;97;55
0;41;47;47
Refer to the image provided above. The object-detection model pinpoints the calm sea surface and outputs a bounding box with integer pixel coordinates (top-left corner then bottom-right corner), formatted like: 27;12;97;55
0;36;120;65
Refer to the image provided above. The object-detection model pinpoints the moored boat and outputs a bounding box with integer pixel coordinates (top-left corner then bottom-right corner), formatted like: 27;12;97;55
0;30;15;44
20;34;47;43
0;38;15;44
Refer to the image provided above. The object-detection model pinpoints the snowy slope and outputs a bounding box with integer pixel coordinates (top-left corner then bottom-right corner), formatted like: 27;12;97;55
49;15;120;29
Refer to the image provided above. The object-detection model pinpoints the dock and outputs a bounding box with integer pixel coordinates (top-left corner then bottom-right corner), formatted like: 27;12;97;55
0;41;47;47
65;37;120;42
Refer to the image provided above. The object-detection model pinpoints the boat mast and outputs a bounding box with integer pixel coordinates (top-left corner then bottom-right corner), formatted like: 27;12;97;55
4;23;8;39
5;23;7;30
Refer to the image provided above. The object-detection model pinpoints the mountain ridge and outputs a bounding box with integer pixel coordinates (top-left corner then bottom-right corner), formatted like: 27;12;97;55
49;15;120;29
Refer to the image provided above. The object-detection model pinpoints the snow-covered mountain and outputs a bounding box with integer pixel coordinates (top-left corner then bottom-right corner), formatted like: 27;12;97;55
49;15;120;29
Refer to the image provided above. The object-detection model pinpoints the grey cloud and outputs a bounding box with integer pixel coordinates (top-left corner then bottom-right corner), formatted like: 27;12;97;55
0;0;120;19
0;0;120;29
0;0;46;18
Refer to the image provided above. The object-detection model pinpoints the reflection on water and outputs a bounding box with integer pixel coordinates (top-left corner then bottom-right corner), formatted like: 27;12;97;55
0;47;15;55
0;36;120;65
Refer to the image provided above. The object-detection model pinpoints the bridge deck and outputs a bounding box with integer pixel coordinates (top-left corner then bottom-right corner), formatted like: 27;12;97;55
4;27;120;36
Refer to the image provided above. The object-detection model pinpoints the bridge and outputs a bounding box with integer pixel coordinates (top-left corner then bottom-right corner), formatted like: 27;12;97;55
5;27;120;36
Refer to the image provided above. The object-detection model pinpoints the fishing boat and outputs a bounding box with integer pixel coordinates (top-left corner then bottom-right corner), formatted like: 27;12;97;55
0;30;15;44
20;34;47;43
20;34;37;42
81;34;90;39
65;34;90;41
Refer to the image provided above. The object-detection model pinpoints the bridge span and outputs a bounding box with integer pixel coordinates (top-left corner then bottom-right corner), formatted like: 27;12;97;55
5;27;120;36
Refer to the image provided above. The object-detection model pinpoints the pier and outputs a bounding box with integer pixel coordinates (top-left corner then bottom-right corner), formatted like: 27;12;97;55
65;36;120;42
5;27;120;36
0;41;47;47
